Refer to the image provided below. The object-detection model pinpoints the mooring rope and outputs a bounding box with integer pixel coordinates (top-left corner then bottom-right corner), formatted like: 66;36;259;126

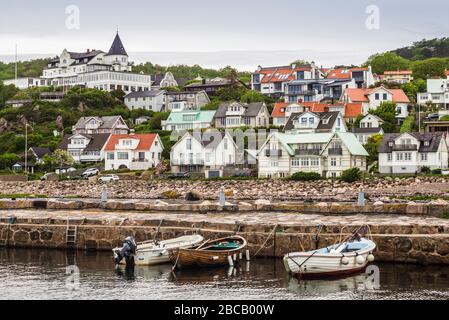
252;224;278;258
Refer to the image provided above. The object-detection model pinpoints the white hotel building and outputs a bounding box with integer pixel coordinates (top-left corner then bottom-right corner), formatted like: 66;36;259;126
21;33;152;93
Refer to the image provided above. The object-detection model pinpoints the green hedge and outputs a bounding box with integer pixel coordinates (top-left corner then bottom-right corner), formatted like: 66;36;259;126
290;172;322;181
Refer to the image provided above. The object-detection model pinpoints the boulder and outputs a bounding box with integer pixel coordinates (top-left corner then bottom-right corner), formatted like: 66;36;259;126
185;191;203;202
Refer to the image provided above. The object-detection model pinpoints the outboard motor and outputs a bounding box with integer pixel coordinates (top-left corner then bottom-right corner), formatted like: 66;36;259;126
113;236;137;267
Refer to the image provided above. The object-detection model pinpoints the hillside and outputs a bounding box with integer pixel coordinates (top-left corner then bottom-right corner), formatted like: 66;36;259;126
392;38;449;61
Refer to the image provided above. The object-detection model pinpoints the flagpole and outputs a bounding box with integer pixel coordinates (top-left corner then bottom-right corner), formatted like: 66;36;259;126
15;44;18;87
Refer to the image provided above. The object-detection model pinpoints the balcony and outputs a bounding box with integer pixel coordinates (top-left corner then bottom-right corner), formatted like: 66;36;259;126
295;149;321;156
286;90;317;96
171;159;205;166
328;148;343;155
265;150;282;157
392;144;418;151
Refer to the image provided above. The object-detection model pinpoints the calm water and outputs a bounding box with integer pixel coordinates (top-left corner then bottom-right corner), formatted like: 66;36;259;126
0;248;448;300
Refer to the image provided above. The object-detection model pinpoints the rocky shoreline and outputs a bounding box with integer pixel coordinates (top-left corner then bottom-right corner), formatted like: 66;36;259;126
1;176;449;202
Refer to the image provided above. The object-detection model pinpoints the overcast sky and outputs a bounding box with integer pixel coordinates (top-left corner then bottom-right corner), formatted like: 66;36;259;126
1;0;448;70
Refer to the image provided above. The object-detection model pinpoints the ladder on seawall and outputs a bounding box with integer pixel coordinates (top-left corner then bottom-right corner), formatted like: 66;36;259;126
66;220;78;247
0;225;11;247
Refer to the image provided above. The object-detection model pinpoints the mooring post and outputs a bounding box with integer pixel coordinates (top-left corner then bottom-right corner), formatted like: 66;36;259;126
246;250;251;261
358;192;366;206
227;255;234;267
219;186;226;206
101;186;108;203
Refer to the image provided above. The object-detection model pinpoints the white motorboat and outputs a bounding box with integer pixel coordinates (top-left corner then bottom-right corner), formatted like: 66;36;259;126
283;237;376;279
116;235;205;266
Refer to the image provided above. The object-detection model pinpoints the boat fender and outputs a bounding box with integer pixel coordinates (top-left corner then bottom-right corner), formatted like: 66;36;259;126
367;253;375;263
341;256;350;265
356;255;366;265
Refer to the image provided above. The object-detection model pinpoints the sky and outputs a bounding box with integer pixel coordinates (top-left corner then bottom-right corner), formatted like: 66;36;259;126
1;0;448;71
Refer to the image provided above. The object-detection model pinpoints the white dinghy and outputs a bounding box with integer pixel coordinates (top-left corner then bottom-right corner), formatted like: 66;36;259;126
115;235;204;266
283;227;376;279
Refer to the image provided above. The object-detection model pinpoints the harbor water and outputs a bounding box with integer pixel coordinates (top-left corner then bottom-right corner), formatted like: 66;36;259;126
0;248;448;300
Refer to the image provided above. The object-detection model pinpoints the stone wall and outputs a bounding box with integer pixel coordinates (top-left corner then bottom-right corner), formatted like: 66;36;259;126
1;222;448;265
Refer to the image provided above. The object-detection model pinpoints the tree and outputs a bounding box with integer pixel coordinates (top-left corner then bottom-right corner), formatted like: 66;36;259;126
340;168;362;183
42;149;74;170
412;58;448;79
401;79;427;102
0;82;19;108
240;90;267;103
364;134;383;165
364;52;411;74
0;153;20;170
369;101;399;133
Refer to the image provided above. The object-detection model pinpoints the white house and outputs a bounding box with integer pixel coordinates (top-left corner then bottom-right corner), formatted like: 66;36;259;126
3;33;152;93
72;116;129;135
341;86;410;123
104;133;163;171
378;132;449;175
283;111;347;134
352;114;384;144
3;77;42;90
213;102;271;128
59;133;111;163
151;72;179;89
165;90;211;111
417;79;449;108
170;131;237;178
258;132;368;179
124;90;166;112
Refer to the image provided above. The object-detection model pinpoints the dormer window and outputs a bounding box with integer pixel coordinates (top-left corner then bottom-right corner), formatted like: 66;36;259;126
388;141;394;147
424;141;430;147
122;140;132;147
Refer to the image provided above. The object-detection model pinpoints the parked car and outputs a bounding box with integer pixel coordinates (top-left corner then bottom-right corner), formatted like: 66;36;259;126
98;174;120;183
82;168;100;177
167;172;190;179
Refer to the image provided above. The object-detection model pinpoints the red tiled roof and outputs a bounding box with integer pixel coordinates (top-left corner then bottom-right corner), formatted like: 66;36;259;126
344;87;410;104
446;70;449;77
344;103;363;119
302;102;328;113
105;134;157;151
272;102;289;117
326;67;369;79
259;66;312;83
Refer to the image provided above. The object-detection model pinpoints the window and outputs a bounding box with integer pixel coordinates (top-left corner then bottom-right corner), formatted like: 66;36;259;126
309;117;315;125
271;160;278;167
186;138;192;150
330;158;337;167
311;158;319;166
421;153;428;161
387;153;392;161
107;153;114;160
122;140;132;147
292;158;300;167
375;93;380;100
405;153;412;161
301;158;309;167
397;153;403;161
118;152;128;160
383;93;388;100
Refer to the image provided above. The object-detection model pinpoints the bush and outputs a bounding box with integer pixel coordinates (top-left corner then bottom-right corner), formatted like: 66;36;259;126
432;169;442;175
162;190;181;199
290;172;322;181
421;166;431;174
340;168;362;183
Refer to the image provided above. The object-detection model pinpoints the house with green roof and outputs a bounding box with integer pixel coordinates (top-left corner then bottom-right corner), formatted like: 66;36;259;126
162;109;217;131
258;131;368;179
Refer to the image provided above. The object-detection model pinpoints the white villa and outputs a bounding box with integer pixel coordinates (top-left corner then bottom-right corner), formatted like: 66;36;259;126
104;133;163;171
258;132;368;179
283;111;347;134
341;86;410;123
124;90;166;112
170;131;237;178
59;133;111;163
378;132;449;175
352;114;384;144
417;79;449;108
213;102;271;128
72;116;129;135
5;33;152;93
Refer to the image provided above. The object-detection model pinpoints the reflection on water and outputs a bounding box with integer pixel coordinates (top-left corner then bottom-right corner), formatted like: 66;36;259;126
0;248;448;300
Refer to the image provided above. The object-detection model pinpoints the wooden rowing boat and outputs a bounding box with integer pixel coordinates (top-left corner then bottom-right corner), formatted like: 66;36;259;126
169;235;247;270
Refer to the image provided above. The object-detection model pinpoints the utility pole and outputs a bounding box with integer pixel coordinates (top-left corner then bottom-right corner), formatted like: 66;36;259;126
24;119;28;175
14;44;18;87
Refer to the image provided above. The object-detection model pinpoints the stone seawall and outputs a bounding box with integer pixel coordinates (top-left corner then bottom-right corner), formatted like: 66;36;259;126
1;210;448;265
1;198;449;217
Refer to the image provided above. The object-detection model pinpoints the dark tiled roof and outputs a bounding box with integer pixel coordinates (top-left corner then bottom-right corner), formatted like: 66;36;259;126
352;127;383;134
107;33;128;56
284;111;341;131
214;102;265;119
378;132;445;153
125;90;165;99
74;116;125;130
151;74;165;86
192;131;226;148
59;134;111;151
29;147;51;159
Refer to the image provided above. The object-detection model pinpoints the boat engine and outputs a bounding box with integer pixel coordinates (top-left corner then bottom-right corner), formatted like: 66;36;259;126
113;236;137;266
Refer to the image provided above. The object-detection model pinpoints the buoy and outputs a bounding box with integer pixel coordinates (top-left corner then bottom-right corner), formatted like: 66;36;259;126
356;255;366;265
341;256;350;265
367;254;375;263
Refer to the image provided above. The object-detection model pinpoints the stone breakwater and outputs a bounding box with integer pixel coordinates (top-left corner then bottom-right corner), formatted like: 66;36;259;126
2;176;449;202
1;210;448;265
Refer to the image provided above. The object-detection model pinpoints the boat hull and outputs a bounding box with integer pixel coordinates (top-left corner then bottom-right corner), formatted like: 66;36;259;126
169;236;247;269
119;235;204;266
283;238;376;279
